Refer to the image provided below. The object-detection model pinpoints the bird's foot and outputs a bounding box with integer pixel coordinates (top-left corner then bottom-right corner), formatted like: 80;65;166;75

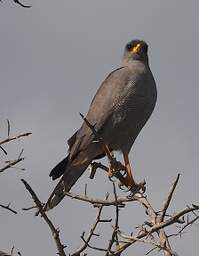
118;179;146;195
127;180;146;198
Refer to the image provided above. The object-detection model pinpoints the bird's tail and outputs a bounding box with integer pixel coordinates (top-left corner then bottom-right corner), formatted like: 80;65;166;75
45;159;90;210
49;156;69;180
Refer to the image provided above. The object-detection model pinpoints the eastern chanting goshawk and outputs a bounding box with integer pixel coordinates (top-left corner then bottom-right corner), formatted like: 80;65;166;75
46;39;157;210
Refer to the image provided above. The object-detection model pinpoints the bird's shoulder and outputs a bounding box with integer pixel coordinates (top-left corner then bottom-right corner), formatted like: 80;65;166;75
89;62;148;109
89;66;134;106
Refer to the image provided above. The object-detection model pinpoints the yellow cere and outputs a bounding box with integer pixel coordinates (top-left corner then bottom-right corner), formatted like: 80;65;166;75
131;43;141;54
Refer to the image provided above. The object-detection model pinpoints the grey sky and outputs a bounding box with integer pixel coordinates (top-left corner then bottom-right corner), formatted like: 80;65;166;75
0;0;199;255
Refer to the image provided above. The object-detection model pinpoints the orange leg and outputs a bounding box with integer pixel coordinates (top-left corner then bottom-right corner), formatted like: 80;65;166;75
108;162;113;177
102;144;113;177
122;152;136;187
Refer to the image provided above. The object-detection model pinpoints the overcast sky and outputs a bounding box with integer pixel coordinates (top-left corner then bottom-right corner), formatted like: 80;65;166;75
0;0;199;255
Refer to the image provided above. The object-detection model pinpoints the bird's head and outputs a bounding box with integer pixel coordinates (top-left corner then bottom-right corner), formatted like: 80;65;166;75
122;39;148;65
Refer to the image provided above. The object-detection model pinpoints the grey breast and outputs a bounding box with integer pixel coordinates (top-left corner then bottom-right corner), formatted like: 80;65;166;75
102;60;157;152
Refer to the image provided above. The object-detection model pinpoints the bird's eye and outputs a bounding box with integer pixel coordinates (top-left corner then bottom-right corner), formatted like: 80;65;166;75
126;44;132;51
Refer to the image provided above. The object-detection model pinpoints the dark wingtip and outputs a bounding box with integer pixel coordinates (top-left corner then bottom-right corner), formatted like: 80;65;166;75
49;156;69;180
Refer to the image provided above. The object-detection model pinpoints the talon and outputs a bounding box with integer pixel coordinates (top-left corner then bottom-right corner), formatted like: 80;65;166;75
127;180;146;198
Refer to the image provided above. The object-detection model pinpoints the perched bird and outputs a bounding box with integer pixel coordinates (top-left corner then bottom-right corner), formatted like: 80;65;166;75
46;39;157;210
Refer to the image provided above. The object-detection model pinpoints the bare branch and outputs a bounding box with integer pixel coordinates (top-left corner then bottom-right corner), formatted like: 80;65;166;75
21;179;66;256
71;194;110;256
0;132;32;146
119;233;177;256
7;119;10;137
112;201;199;255
0;122;31;173
0;158;24;173
105;182;120;256
0;145;7;155
0;0;31;8
0;251;11;256
160;174;181;222
131;193;173;256
64;190;135;207
0;203;17;214
22;205;37;211
13;0;31;8
10;246;14;256
169;214;199;238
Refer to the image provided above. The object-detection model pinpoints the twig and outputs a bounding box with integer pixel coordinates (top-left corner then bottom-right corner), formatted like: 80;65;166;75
105;182;120;255
0;0;31;8
71;194;110;256
158;225;172;256
10;246;14;256
21;179;66;256
0;158;24;173
0;251;11;256
64;190;135;206
7;119;10;137
112;202;199;255
160;174;180;222
0;145;7;155
168;214;199;238
0;132;32;146
119;233;177;256
13;0;31;8
22;205;37;211
0;203;17;214
131;193;173;256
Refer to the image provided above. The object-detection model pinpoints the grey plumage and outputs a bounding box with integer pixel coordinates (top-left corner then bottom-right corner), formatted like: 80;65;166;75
47;39;157;210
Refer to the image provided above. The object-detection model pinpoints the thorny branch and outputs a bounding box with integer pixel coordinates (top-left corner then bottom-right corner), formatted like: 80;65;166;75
0;251;11;256
168;214;199;238
0;121;31;254
19;115;198;255
64;190;135;207
21;179;66;256
0;0;31;8
21;170;199;255
64;173;198;256
0;120;31;173
160;173;180;222
0;120;30;218
0;132;32;147
105;182;120;256
0;203;17;214
71;193;111;256
112;175;198;256
0;157;24;173
39;115;199;255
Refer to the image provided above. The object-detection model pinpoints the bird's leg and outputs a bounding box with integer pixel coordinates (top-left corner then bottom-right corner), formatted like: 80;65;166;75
103;144;114;177
122;152;136;187
121;151;146;193
108;162;113;177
